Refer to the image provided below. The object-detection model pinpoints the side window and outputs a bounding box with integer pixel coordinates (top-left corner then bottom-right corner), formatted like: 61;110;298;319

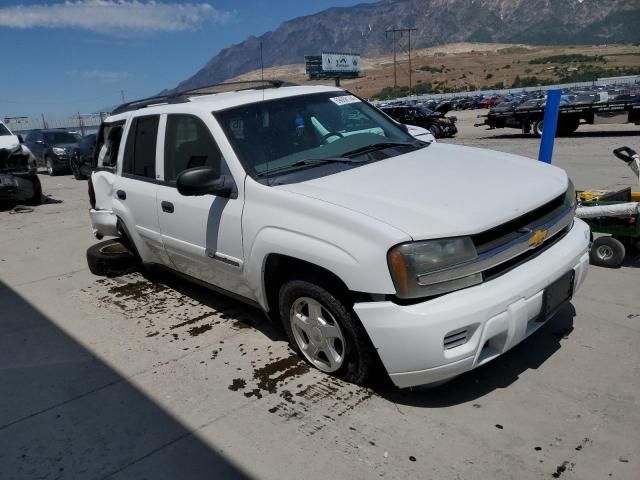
163;115;223;185
123;115;159;179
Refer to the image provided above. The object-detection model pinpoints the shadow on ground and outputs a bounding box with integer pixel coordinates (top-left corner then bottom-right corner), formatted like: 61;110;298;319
0;280;250;480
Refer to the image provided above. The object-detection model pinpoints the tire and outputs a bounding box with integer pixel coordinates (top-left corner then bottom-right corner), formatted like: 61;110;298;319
613;235;640;256
590;236;625;268
279;280;376;386
72;156;87;180
533;119;544;137
86;238;139;277
25;175;42;205
428;125;441;138
45;157;57;176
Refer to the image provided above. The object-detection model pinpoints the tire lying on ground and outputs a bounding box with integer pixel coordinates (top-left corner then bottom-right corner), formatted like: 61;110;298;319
86;239;139;277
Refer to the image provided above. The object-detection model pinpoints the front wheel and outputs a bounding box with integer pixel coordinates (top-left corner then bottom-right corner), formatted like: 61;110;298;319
279;280;376;385
428;124;442;138
45;157;57;176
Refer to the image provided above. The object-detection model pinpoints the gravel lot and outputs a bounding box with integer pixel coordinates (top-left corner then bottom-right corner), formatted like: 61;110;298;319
1;111;638;480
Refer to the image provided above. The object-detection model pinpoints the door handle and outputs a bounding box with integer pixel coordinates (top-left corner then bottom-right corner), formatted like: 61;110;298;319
161;201;174;213
116;190;126;200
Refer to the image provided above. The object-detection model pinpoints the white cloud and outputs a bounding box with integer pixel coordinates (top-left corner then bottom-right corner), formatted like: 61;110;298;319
0;1;231;34
66;68;131;83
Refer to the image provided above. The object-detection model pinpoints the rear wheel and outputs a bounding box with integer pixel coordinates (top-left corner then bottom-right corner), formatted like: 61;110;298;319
590;236;625;268
279;280;376;385
533;119;544;137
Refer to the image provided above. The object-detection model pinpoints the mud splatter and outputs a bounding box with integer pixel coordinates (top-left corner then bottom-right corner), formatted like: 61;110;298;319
250;355;310;395
228;378;246;391
170;312;216;330
552;461;574;478
187;323;213;337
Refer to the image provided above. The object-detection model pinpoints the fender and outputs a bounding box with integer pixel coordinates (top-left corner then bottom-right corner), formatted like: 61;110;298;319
246;226;384;310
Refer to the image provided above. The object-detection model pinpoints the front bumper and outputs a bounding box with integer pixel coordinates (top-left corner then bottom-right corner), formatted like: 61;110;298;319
354;218;590;388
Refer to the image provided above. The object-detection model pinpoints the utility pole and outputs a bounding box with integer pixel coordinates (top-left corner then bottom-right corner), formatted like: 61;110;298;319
385;27;417;92
41;113;47;129
121;90;125;103
386;30;397;87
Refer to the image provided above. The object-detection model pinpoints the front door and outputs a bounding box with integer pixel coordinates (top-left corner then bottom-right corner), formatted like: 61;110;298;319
156;114;247;296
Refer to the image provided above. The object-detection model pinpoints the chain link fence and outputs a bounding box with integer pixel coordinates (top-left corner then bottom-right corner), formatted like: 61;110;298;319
3;112;110;137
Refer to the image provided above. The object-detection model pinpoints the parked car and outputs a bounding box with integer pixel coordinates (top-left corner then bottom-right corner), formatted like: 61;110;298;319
380;105;457;138
24;129;82;175
88;83;590;389
0;121;41;204
70;133;96;180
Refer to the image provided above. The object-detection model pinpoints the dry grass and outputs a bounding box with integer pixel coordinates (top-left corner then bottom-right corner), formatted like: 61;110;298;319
228;42;640;97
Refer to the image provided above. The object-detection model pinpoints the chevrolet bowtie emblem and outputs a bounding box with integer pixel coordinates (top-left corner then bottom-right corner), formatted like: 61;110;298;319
528;229;548;248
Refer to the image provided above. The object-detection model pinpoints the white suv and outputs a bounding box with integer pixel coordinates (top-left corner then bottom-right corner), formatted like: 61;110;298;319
88;82;590;388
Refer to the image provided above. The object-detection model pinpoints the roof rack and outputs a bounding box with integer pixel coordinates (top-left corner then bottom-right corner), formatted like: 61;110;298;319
111;79;298;115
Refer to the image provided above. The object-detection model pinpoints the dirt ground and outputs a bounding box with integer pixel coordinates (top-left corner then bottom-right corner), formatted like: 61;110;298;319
230;42;640;98
0;111;639;479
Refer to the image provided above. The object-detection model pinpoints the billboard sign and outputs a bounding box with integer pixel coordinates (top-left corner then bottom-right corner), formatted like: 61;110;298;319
321;52;360;73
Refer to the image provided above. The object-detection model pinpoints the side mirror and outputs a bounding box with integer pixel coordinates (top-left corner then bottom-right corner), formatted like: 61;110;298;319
17;134;24;144
176;166;237;198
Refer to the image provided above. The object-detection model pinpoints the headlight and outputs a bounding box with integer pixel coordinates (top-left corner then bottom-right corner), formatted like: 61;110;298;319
388;237;482;299
52;147;66;155
564;178;576;210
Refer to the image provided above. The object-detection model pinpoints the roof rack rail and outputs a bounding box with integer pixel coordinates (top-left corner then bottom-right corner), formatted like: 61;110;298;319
111;79;298;115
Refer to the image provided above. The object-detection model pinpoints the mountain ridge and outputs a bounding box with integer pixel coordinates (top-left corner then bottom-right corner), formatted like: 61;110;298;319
172;0;640;92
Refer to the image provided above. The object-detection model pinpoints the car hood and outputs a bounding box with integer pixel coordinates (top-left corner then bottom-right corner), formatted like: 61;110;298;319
276;143;568;240
0;135;20;151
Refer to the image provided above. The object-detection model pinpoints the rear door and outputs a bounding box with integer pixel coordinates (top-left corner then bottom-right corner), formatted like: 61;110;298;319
112;114;171;265
155;113;247;294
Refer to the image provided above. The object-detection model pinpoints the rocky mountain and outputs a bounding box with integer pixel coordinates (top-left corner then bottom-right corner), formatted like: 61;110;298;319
173;0;640;91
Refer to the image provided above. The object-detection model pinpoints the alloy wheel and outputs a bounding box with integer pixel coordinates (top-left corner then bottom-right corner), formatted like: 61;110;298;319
289;296;345;373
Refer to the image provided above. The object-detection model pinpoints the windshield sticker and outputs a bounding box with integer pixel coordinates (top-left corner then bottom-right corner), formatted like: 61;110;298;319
230;118;244;139
329;95;361;106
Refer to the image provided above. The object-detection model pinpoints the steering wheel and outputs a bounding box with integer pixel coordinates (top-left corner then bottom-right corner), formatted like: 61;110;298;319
320;131;344;145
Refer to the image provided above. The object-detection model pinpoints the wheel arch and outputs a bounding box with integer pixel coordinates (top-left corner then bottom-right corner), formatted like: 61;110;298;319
261;253;359;320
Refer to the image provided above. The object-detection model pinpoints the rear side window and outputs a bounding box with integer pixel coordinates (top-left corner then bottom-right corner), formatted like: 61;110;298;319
163;114;223;184
123;115;159;179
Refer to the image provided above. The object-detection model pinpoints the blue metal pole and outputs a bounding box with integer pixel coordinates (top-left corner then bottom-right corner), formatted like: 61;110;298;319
538;88;562;164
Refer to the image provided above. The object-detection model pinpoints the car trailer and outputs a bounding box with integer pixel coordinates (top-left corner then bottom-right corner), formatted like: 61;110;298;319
477;98;640;137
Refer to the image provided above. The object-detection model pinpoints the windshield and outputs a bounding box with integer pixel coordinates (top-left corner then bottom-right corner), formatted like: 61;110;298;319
0;123;11;136
215;92;418;179
43;131;82;144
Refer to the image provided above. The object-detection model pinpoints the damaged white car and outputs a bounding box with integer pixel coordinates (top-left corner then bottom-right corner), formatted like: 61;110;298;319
87;83;590;388
0;121;41;204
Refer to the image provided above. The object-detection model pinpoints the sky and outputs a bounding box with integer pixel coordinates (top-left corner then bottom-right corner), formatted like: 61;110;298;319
0;0;370;119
